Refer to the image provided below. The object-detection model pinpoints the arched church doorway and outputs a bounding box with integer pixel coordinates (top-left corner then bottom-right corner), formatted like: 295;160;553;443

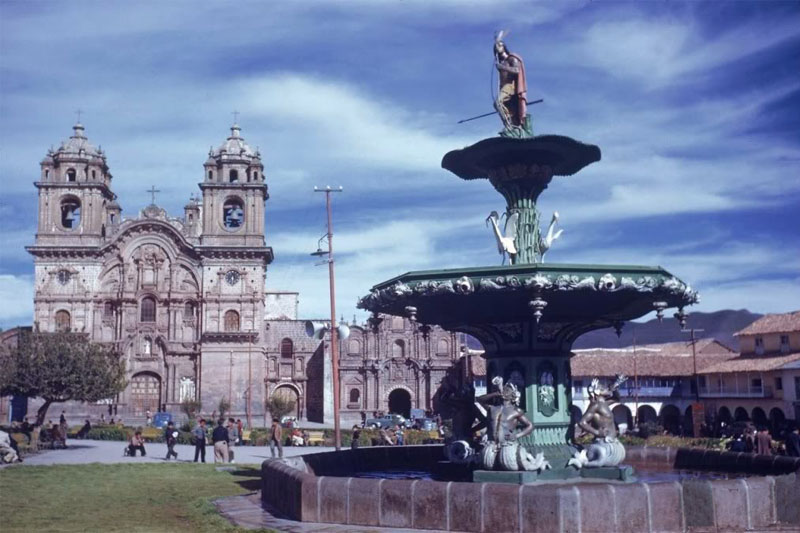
271;385;300;419
130;372;161;417
388;388;411;419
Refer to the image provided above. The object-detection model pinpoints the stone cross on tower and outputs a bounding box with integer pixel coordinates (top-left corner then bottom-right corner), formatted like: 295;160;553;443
75;109;83;123
232;110;240;124
147;185;161;205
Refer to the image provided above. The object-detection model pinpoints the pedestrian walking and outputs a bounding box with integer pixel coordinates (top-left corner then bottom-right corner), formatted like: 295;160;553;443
192;419;207;463
164;421;178;460
212;419;229;463
270;418;283;458
227;418;238;463
351;425;361;450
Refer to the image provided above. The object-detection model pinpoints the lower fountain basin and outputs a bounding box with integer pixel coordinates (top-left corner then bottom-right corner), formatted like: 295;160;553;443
261;445;800;532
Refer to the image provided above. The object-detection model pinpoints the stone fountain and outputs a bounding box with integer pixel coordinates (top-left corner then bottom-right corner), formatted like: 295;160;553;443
357;33;698;483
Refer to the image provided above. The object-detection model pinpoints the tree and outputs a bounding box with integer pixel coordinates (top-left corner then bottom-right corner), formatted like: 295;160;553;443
217;397;231;421
180;399;202;424
0;330;126;426
265;393;296;421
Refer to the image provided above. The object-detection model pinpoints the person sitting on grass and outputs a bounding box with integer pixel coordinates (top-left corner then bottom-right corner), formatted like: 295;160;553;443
128;431;146;457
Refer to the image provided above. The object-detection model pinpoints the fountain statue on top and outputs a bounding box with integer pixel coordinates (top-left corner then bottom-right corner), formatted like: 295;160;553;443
358;31;698;483
493;30;532;139
569;375;628;469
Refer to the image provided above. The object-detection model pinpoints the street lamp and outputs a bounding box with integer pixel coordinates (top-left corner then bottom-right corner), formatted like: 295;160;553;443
309;185;343;449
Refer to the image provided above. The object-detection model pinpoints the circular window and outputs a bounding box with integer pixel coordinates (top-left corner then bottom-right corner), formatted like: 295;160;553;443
222;198;244;230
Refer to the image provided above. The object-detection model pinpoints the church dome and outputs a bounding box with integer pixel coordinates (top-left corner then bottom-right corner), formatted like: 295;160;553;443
54;123;105;161
210;123;261;163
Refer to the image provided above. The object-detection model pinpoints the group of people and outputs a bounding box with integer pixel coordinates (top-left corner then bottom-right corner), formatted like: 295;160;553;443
126;417;246;463
727;426;800;457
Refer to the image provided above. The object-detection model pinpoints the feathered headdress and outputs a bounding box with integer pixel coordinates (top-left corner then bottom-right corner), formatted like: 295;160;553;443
495;29;510;43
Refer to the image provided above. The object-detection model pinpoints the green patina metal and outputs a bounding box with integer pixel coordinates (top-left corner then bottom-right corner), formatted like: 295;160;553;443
358;128;698;476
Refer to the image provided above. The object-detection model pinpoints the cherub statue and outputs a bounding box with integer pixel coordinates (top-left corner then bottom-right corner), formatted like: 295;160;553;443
568;375;628;469
476;376;550;472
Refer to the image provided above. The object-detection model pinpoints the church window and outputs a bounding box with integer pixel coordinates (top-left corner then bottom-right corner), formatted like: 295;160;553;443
109;213;116;224
142;337;152;355
91;169;96;179
437;339;449;355
208;170;214;181
281;338;293;358
45;169;50;179
246;169;251;182
229;169;239;183
223;198;244;229
348;339;361;355
224;310;240;332
179;377;196;402
60;198;81;229
66;168;76;182
253;171;259;180
55;310;71;332
184;301;195;319
140;297;156;322
349;388;360;404
392;339;405;359
103;301;114;317
391;316;404;331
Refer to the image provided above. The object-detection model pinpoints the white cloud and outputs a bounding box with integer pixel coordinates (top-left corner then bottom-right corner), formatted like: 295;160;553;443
0;274;33;325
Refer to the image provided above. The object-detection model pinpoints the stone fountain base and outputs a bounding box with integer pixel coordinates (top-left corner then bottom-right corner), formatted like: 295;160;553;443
472;465;635;484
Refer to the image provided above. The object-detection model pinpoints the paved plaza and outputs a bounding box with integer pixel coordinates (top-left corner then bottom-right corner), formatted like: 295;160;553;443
3;438;334;467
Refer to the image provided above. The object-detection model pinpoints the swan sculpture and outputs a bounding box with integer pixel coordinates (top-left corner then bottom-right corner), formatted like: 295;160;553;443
538;211;563;261
486;210;519;265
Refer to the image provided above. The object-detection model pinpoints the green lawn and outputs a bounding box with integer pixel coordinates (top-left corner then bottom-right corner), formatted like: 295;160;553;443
0;463;273;532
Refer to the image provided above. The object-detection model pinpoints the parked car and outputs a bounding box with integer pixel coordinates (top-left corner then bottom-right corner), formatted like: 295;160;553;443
151;412;174;429
412;418;437;431
365;413;408;429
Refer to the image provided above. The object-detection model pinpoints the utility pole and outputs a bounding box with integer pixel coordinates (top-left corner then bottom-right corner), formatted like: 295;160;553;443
247;330;253;429
682;328;705;437
682;328;705;402
633;329;639;428
314;185;343;450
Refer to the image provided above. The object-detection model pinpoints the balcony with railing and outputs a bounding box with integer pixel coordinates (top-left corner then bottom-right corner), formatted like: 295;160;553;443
699;385;773;398
572;384;683;399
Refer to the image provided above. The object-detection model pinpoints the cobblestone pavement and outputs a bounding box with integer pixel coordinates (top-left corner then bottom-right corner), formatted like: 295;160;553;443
4;438;334;466
215;492;447;533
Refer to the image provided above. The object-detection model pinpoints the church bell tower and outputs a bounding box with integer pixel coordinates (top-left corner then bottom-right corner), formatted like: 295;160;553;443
199;123;267;246
34;122;118;247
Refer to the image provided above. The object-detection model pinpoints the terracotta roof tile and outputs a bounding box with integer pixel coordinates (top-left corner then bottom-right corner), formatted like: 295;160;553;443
570;340;736;377
698;351;800;374
735;311;800;336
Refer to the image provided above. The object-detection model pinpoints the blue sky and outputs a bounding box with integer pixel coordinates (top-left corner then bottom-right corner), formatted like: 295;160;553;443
1;1;799;329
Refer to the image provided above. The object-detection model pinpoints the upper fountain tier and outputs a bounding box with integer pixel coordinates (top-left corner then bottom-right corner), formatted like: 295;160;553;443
443;135;600;264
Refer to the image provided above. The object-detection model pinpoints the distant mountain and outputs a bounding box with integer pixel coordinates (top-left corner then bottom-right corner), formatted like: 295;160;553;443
572;309;762;351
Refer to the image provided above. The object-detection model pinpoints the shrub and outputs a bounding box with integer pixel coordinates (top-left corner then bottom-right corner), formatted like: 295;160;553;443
265;395;295;421
86;427;131;441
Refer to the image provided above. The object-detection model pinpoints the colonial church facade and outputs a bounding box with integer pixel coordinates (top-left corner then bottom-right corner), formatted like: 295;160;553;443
16;122;461;424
